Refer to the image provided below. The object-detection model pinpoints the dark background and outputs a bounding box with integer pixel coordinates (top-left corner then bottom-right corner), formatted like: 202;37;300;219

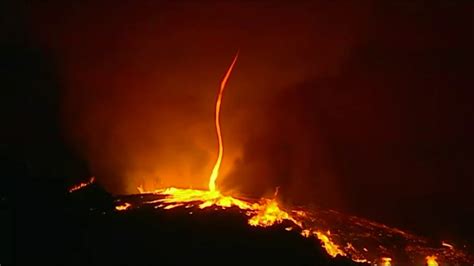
1;1;473;263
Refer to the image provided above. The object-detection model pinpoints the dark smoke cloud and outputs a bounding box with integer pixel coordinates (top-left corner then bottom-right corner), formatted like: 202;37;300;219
28;1;473;240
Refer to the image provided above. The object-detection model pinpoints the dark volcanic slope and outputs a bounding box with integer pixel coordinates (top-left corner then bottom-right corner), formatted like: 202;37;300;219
62;186;360;266
11;182;473;265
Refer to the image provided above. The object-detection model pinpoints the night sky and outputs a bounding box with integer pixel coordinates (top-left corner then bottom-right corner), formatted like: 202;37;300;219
1;0;473;250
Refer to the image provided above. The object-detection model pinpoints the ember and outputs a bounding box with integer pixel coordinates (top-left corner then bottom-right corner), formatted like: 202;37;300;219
68;176;95;193
115;202;131;211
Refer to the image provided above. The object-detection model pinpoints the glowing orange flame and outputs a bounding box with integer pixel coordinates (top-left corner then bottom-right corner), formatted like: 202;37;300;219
301;229;311;237
314;231;346;258
300;230;346;258
248;198;299;227
381;257;392;266
139;187;296;228
149;187;254;210
68;176;95;193
425;255;439;266
208;51;239;192
115;202;132;211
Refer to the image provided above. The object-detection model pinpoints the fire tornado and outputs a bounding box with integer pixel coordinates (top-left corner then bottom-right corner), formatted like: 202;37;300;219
209;51;239;192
